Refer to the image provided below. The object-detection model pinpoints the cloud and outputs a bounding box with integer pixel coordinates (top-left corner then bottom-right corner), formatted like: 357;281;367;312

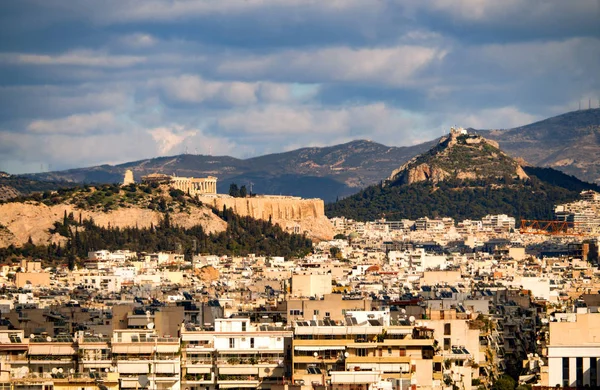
0;50;145;67
118;33;157;48
148;125;198;155
216;102;424;141
447;106;540;130
217;46;446;86
26;111;118;135
151;74;296;106
0;0;598;176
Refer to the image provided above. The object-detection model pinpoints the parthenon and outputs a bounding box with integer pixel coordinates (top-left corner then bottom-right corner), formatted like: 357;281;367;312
171;175;218;196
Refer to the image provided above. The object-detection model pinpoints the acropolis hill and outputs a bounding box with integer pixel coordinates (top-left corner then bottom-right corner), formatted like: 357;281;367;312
0;173;333;248
138;171;333;240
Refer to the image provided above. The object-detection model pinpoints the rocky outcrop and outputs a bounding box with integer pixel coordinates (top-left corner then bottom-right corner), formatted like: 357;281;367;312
387;130;529;186
199;196;334;241
0;185;21;201
388;163;451;185
0;202;227;248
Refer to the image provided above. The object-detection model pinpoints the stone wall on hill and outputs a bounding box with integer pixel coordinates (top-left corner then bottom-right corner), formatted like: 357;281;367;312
199;195;334;241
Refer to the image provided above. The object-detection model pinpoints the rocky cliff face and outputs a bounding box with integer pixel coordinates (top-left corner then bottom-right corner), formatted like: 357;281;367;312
199;196;334;241
387;131;529;186
0;202;227;248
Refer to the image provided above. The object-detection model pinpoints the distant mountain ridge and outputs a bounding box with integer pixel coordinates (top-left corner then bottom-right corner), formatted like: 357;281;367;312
17;109;600;203
23;140;436;203
477;108;600;185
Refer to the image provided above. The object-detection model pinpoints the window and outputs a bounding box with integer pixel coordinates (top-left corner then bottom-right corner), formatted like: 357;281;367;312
357;348;368;357
576;357;583;387
399;348;406;357
229;338;235;348
443;338;451;351
314;310;319;315
591;358;597;386
241;322;246;332
250;338;255;348
444;323;451;336
325;312;330;318
562;357;570;387
388;347;392;356
290;309;302;316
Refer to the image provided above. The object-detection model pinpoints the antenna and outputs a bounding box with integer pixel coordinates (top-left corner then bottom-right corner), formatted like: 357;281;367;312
209;144;212;155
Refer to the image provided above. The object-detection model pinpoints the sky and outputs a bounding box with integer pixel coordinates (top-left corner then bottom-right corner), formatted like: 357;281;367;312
0;0;599;174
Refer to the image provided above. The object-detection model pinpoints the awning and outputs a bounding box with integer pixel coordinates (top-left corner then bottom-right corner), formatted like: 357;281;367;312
294;346;345;351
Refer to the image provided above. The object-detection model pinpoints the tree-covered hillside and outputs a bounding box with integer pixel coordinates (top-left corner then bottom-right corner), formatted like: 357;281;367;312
0;207;313;266
326;176;588;223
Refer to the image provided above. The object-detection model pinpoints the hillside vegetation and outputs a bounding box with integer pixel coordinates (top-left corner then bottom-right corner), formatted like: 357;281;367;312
326;176;583;222
0;206;313;267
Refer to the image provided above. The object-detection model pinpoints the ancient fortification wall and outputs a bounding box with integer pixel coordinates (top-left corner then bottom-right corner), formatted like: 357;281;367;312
199;196;334;241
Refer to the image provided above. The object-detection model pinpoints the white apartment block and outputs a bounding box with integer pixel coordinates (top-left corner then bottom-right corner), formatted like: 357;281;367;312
546;313;600;387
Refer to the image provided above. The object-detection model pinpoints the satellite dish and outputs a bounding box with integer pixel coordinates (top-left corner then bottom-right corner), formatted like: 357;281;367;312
344;352;349;358
52;368;58;374
409;316;415;323
146;310;151;316
97;333;103;338
46;336;52;342
138;375;150;388
465;310;471;315
69;368;75;374
58;368;63;374
147;322;155;330
105;368;109;372
401;309;406;314
30;335;35;340
540;361;545;366
313;352;318;358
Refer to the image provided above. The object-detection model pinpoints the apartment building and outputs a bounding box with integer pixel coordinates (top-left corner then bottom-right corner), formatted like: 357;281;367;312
292;311;443;389
180;318;291;389
112;329;180;390
545;313;600;387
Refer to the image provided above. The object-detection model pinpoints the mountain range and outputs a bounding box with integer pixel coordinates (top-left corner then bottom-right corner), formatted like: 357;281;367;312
11;108;600;203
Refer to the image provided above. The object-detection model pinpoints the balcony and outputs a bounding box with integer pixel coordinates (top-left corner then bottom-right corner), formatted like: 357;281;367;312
182;373;213;384
217;374;260;389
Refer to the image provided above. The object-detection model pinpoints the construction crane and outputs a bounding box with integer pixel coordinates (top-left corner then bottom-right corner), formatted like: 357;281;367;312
519;219;583;236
